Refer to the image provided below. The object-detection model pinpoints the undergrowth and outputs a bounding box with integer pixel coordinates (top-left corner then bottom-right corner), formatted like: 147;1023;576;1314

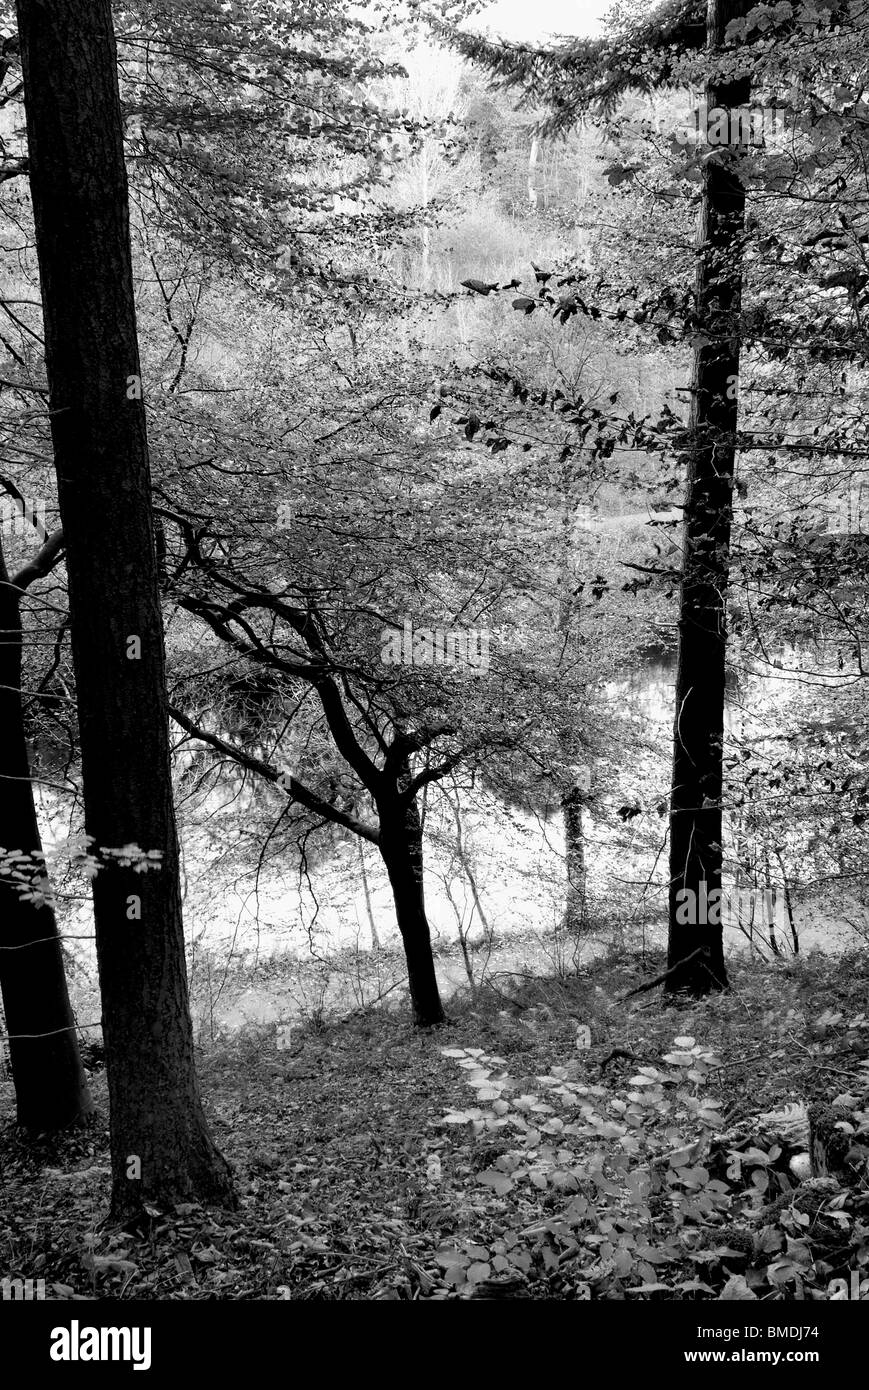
1;948;867;1300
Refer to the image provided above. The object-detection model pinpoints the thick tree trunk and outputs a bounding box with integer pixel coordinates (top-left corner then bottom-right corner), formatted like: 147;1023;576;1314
0;563;93;1131
16;0;234;1214
377;796;445;1026
667;0;750;995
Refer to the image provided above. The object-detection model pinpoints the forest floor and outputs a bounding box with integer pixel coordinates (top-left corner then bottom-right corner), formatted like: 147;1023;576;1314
2;947;869;1301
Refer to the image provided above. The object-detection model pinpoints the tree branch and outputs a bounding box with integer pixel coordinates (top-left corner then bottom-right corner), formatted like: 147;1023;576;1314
168;704;381;844
11;527;65;591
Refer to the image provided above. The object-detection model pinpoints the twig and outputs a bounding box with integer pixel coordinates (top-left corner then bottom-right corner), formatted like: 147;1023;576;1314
619;947;706;1000
600;1047;639;1070
787;1032;864;1078
707;1053;769;1071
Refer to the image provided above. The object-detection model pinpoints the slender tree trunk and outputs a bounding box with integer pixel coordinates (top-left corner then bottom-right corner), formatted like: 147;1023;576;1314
450;791;492;940
377;795;445;1026
16;0;234;1215
562;788;587;936
419;135;431;285
555;456;589;938
0;552;92;1131
528;135;540;211
666;0;750;995
444;878;477;993
357;837;380;950
773;847;798;954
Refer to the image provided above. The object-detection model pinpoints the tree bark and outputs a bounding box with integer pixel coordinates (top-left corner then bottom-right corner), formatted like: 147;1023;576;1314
0;542;93;1131
562;788;587;936
16;0;234;1214
667;0;750;994
377;795;445;1026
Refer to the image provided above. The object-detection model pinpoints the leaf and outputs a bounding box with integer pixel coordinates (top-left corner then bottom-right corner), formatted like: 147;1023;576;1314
613;1247;634;1277
673;1036;696;1047
466;1262;492;1284
756;1226;783;1254
434;1247;468;1269
512;296;536;313
604;162;638;186
720;1274;757;1300
626;1170;651;1202
466;1244;489;1261
478;1168;514;1196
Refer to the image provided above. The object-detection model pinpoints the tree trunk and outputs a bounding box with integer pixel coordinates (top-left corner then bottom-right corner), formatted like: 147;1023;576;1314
562;788;587;936
16;0;234;1215
666;0;750;995
0;555;93;1131
377;796;445;1026
419;135;431;285
528;135;540;211
450;790;492;941
357;838;381;950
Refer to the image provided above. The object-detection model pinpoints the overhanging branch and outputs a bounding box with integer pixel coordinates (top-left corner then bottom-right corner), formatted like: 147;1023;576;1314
169;704;381;844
